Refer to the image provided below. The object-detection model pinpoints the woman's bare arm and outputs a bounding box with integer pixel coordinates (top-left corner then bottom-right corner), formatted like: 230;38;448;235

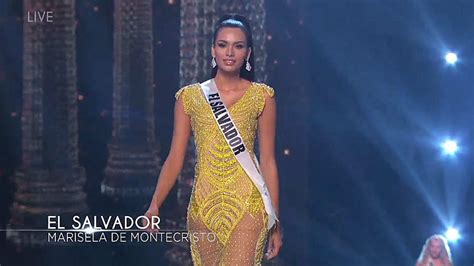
257;92;279;218
147;95;191;211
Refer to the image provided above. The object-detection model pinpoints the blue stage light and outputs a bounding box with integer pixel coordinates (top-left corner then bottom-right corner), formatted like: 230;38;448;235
445;227;460;242
441;139;458;155
445;52;458;65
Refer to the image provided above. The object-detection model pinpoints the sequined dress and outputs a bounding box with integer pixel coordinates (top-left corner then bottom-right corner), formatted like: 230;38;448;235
175;81;275;265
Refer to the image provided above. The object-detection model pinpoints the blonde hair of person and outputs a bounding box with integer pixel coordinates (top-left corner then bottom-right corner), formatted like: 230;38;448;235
416;234;453;266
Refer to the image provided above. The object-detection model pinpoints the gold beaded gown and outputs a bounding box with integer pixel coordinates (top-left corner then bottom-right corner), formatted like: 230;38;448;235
175;81;275;266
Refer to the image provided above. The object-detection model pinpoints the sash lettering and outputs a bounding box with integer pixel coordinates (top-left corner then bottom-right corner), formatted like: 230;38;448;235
208;94;246;155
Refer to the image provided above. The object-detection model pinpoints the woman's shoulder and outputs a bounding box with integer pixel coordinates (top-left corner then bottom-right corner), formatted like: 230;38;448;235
174;83;200;100
252;81;275;98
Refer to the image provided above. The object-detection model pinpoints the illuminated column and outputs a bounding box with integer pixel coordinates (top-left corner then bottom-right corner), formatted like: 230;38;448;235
101;0;161;198
8;0;88;245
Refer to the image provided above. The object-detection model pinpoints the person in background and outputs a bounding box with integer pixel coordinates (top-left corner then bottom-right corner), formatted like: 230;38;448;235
416;234;453;266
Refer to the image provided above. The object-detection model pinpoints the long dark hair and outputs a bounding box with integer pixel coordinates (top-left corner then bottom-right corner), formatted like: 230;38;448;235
211;14;255;81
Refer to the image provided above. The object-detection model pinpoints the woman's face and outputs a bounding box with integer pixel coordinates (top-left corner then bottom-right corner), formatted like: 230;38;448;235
212;27;251;74
429;239;442;259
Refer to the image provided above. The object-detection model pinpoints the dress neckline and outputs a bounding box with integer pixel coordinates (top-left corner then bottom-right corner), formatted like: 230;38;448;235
212;78;255;110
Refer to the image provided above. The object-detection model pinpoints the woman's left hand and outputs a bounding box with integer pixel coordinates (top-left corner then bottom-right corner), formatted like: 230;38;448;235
265;223;283;260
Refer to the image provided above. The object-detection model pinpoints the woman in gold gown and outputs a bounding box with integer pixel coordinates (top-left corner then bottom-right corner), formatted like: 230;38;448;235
145;14;282;265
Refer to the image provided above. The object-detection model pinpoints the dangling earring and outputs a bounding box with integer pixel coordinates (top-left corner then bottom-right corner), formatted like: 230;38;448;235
245;58;252;71
211;57;217;68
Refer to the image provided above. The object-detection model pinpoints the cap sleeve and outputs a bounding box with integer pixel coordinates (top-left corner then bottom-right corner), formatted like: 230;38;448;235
257;83;276;116
175;87;191;115
175;87;185;100
262;84;275;98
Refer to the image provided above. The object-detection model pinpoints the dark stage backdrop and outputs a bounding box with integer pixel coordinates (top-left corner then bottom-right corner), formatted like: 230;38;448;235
1;0;473;265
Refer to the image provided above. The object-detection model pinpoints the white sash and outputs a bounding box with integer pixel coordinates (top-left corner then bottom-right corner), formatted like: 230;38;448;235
199;78;279;230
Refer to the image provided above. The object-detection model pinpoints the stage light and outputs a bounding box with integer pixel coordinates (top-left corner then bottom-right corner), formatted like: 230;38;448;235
441;139;458;155
445;52;457;65
445;227;460;242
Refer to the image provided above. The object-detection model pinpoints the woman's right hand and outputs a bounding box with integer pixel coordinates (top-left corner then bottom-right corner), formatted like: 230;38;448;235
143;207;160;233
